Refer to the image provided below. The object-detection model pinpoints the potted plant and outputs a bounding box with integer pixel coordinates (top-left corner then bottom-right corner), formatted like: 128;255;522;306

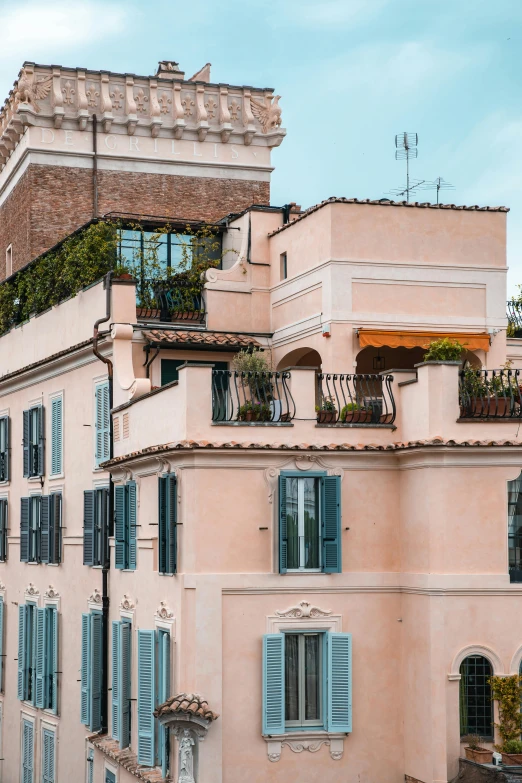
462;735;493;764
423;337;466;363
340;402;372;424
501;739;522;765
237;401;271;422
316;397;337;424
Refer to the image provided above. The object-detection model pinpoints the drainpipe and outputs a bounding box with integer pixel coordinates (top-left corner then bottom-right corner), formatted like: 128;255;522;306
92;114;98;219
92;271;113;735
245;212;270;267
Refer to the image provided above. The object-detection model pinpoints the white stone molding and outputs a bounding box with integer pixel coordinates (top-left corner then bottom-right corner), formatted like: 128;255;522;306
88;588;103;612
275;601;332;619
449;644;505;680
268;604;342;634
265;732;345;762
264;458;344;503
509;644;522;674
43;585;61;610
156;600;174;620
24;583;40;603
120;594;135;612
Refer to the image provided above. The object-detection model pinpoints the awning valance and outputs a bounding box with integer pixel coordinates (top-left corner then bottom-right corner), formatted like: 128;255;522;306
357;329;490;352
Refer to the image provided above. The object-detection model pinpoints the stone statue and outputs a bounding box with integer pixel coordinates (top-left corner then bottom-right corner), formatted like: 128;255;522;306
178;729;195;783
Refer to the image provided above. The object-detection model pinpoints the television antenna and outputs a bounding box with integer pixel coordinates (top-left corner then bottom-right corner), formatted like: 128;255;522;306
394;132;418;203
387;178;426;201
418;177;455;204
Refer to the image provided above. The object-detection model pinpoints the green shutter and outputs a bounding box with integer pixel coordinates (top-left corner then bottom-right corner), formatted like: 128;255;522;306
37;406;45;477
158;476;177;575
167;475;177;574
18;604;28;700
20;497;29;562
278;476;288;574
35;607;46;708
0;415;9;481
158;477;167;574
50;493;62;564
23;410;30;477
90;612;103;732
83;491;95;565
128;481;137;570
40;496;50;564
80;614;91;725
114;486;126;569
42;728;55;783
321;475;341;573
0;499;7;562
327;632;352;732
262;633;285;735
120;621;131;749
50;397;63;476
111;621;120;739
137;630;156;765
95;381;110;467
21;718;34;783
0;596;4;692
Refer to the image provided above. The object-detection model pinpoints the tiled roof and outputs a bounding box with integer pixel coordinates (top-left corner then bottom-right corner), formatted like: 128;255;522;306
90;736;164;782
102;437;522;467
154;692;219;722
143;329;262;348
268;196;510;237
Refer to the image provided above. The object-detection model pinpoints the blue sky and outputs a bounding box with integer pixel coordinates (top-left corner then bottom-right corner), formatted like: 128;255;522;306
0;0;520;292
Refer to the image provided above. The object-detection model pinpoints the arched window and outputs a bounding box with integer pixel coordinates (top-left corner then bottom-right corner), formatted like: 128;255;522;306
508;473;522;582
459;655;493;739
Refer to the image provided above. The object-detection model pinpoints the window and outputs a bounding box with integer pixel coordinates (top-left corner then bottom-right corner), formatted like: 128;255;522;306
50;396;63;476
20;494;62;564
160;359;228;386
459;655;493;739
5;245;12;279
280;252;288;280
95;382;110;468
18;604;58;711
117;228;222;275
0;415;9;481
41;728;56;783
83;488;109;567
508;473;522;582
158;475;177;575
80;612;103;732
105;770;116;783
114;483;136;570
112;620;132;749
23;406;44;478
262;631;351;735
0;499;7;562
137;628;171;770
279;474;341;574
21;718;34;783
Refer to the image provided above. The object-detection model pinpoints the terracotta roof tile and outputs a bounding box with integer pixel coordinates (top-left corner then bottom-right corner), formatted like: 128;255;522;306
142;329;262;348
154;692;219;722
90;736;165;782
267;196;509;237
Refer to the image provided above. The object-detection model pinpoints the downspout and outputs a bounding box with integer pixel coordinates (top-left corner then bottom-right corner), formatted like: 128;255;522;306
245;212;270;267
92;114;98;219
92;271;113;735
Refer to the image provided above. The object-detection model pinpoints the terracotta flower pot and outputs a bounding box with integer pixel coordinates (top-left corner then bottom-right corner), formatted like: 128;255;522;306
502;752;522;765
464;747;493;763
342;410;372;424
471;398;510;417
317;411;337;424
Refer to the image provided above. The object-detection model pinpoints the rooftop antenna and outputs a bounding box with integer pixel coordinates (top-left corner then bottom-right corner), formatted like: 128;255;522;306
394;132;418;203
419;176;455;205
387;178;426;200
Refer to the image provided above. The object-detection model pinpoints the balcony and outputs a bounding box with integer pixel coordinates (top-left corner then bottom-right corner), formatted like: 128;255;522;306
211;371;295;424
316;373;396;426
459;368;522;419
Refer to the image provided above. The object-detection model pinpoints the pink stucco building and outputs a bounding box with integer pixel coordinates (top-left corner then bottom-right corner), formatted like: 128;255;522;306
0;57;520;783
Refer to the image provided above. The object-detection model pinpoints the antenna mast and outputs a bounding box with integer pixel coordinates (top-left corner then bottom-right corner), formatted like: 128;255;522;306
394;132;418;203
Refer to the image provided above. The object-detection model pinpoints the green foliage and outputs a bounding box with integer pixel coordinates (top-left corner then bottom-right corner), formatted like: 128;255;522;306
423;337;466;362
232;348;271;374
462;734;484;750
315;396;337;413
503;739;522;754
340;402;367;420
237;401;271;421
488;674;522;750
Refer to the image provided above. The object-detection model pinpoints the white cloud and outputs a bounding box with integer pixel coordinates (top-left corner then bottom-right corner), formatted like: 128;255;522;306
274;0;389;28
0;1;126;59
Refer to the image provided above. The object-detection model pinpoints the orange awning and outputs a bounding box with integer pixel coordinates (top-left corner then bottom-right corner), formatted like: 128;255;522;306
357;329;490;352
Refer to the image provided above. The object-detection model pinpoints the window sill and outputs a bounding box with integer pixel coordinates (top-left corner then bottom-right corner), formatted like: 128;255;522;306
49;474;64;481
263;731;346;761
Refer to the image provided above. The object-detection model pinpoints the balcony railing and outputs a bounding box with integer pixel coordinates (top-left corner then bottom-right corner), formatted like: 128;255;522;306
137;278;205;323
507;300;522;337
316;374;396;425
212;371;295;423
459;368;522;419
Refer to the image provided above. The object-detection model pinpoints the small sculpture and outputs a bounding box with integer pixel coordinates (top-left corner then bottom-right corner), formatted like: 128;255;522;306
14;71;52;112
178;729;195;783
250;95;282;133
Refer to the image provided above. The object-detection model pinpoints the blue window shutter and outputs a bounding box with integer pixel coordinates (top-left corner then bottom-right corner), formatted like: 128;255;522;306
157;630;171;776
262;633;285;735
90;612;103;731
158;477;167;574
50;493;62;565
50;397;62;476
167;475;177;574
0;499;7;562
114;486;126;569
23;410;30;477
40;496;50;564
95;381;110;467
42;728;55;783
18;604;27;700
83;491;95;566
37;406;45;477
327;632;352;733
128;481;137;570
35;607;46;708
137;629;156;765
278;476;287;574
20;497;29;562
49;608;58;713
80;613;91;725
111;621;120;740
120;621;131;749
21;719;34;783
321;475;341;573
0;415;9;481
0;596;4;692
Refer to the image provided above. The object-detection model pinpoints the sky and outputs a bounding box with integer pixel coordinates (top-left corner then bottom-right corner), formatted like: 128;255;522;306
0;0;520;292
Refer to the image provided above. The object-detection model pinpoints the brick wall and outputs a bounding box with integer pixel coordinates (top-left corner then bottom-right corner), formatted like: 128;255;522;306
0;164;270;276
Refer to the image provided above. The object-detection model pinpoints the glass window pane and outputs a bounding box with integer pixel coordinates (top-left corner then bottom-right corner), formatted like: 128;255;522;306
303;478;320;569
285;634;299;722
286;478;299;569
508;474;522;582
304;635;321;721
118;230;141;268
170;237;193;272
459;655;493;738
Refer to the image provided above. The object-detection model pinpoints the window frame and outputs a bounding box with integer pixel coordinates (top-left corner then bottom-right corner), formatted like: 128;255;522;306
284;630;325;730
459;654;494;740
285;475;322;573
24;405;44;479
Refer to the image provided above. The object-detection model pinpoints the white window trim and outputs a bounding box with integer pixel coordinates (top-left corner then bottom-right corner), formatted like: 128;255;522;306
49;391;64;480
104;761;118;782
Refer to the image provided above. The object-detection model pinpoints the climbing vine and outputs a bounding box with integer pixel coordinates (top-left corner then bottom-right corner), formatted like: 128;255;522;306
488;674;522;750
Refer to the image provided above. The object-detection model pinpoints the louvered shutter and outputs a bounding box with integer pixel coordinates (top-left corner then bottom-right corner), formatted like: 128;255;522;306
114;485;126;569
137;630;156;765
18;604;27;700
35;607;46;708
51;493;62;564
0;596;4;692
327;632;352;732
91;612;103;731
120;621;131;749
167;475;177;574
157;631;171;776
102;382;110;462
51;397;62;475
262;633;285;735
278;475;288;574
158;477;167;574
83;491;95;566
87;748;94;783
0;499;7;562
80;614;91;725
50;608;58;713
21;719;34;783
95;381;110;467
321;475;341;573
40;496;50;564
42;729;55;783
111;621;120;740
20;497;30;562
37;406;45;477
0;415;9;481
23;410;30;477
128;481;137;570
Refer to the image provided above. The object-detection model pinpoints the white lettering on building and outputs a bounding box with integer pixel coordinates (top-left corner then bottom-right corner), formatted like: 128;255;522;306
105;135;117;151
41;128;55;144
129;137;140;152
193;142;203;157
64;130;73;146
231;146;239;159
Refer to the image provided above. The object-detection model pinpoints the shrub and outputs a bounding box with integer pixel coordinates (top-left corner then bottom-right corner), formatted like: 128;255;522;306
489;674;522;751
423;337;466;362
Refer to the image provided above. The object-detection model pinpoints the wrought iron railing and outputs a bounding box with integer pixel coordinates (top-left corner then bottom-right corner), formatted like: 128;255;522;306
459;368;522;418
316;374;396;425
137;278;205;323
507;300;522;337
212;371;295;423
